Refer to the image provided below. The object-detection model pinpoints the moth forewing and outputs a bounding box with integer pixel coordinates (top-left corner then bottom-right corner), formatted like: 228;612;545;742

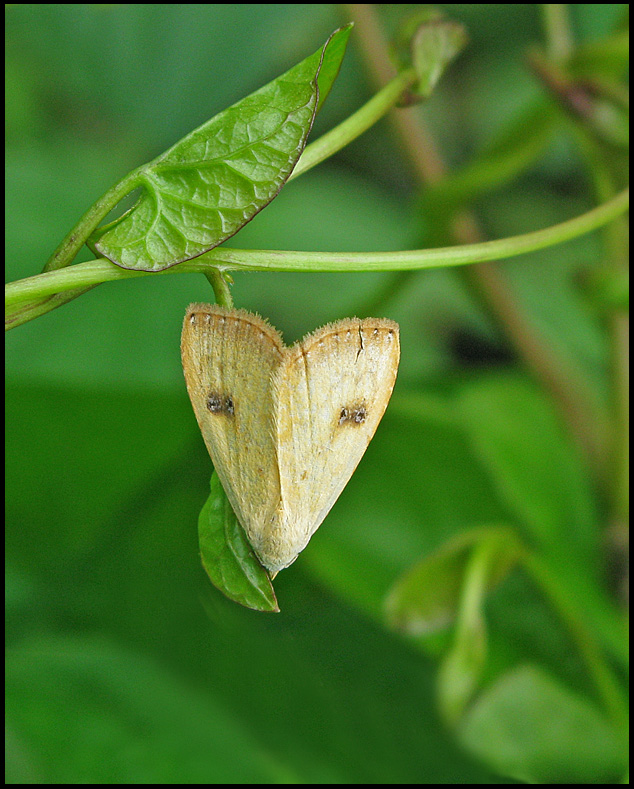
181;304;283;543
181;305;400;575
268;317;400;572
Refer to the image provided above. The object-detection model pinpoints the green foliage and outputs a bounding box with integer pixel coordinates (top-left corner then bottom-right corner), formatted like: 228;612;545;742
6;637;288;783
5;3;629;785
458;665;627;784
198;473;278;612
385;525;525;636
457;374;599;562
92;26;351;271
5;385;507;785
391;8;468;100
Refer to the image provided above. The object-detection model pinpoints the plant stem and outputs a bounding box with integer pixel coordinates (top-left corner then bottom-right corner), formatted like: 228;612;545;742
541;4;574;63
523;553;629;734
5;288;98;331
205;268;234;308
341;3;446;181
44;166;144;272
341;2;612;477
437;539;491;726
6;188;628;311
583;140;630;603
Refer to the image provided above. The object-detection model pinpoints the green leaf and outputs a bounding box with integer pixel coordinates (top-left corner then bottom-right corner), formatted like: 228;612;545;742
384;525;525;637
458;665;628;784
6;636;289;784
315;23;352;112
386;524;526;727
92;25;352;272
410;19;467;99
391;10;467;101
569;30;630;81
457;374;599;563
437;530;527;726
198;472;279;612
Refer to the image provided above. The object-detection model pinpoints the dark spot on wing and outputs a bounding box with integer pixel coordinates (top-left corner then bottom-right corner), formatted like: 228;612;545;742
339;405;367;425
206;392;235;416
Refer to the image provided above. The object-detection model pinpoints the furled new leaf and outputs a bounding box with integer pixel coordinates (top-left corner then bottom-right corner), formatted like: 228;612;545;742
391;9;467;101
384;525;524;636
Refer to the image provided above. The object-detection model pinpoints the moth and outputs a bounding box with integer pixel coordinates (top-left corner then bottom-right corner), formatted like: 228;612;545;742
181;303;400;574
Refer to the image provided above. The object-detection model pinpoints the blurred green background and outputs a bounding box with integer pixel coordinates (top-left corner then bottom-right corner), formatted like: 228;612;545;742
5;4;627;784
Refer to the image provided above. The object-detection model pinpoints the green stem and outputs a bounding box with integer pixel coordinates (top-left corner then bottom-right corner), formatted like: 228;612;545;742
580;136;630;607
205;268;234;308
5;288;98;331
590;161;629;523
44;166;144;272
43;69;414;276
523;553;629;734
456;539;492;638
6;187;628;313
290;68;416;180
541;4;574;63
438;539;491;726
12;67;414;326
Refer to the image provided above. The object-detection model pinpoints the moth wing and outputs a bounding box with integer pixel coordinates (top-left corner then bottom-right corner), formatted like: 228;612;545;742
181;303;284;544
268;318;400;571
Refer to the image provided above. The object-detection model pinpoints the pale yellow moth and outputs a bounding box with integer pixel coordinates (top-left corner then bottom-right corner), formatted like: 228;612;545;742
181;303;400;574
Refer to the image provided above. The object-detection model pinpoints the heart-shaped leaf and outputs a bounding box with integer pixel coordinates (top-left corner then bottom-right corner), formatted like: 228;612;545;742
92;25;352;271
198;472;279;612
